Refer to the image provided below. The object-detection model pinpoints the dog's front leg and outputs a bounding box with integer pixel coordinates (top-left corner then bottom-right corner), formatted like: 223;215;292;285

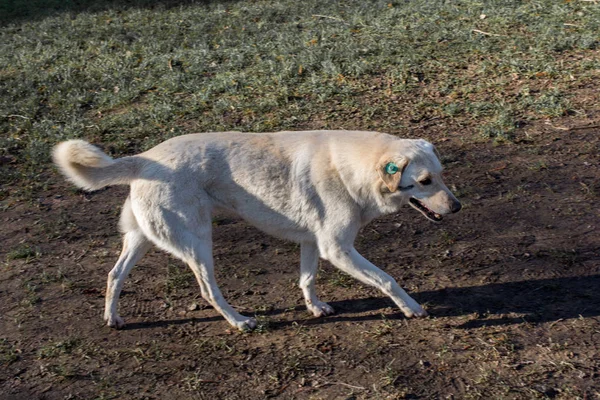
321;244;427;318
300;242;335;317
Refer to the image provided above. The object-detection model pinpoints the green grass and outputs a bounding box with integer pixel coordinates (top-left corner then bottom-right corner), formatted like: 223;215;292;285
328;270;355;288
1;0;599;197
6;244;40;261
164;262;194;298
0;338;20;365
21;281;41;306
37;337;81;359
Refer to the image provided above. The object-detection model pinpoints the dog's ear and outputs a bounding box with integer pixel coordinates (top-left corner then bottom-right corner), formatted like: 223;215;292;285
377;157;409;193
432;144;441;161
420;139;442;161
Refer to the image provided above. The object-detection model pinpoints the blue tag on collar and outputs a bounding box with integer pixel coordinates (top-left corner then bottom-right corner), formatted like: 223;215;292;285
385;162;399;175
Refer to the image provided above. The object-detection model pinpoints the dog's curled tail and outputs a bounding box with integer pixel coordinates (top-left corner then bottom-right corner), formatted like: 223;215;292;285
53;140;139;191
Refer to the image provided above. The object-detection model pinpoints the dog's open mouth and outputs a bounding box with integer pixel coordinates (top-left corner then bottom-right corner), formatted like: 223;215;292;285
409;198;443;222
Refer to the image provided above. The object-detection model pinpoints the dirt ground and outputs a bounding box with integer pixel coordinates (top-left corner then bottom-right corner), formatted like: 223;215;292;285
1;116;599;399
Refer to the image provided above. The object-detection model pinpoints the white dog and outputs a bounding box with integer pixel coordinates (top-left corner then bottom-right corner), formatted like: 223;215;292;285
53;130;461;331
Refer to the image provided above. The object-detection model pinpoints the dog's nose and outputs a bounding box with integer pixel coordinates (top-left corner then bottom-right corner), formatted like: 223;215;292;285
451;200;462;213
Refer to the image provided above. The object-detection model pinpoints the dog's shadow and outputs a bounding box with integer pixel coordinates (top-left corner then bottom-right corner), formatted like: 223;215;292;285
120;315;224;331
265;274;600;329
123;274;600;331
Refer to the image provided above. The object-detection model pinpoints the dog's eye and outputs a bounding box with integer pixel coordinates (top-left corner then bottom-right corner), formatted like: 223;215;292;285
419;178;432;186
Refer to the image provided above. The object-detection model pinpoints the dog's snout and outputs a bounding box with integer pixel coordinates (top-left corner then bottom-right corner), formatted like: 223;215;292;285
451;200;462;213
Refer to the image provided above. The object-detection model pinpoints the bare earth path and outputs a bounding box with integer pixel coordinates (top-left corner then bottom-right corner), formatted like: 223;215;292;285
1;116;599;399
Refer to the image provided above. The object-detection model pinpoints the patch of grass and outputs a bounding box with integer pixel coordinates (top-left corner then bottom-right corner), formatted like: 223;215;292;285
1;0;599;200
192;337;236;356
6;244;40;261
365;315;395;338
40;268;74;292
21;282;41;307
438;230;457;246
39;210;80;240
266;349;329;389
38;337;81;359
164;262;194;297
0;338;20;365
45;363;80;380
528;160;548;171
479;109;518;142
328;270;355;288
530;88;573;118
251;315;272;334
182;370;217;391
380;358;401;387
115;341;174;364
279;351;310;380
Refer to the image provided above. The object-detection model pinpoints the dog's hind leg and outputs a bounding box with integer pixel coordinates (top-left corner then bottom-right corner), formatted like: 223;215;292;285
148;213;256;331
300;242;335;317
104;229;151;328
129;186;256;331
180;234;257;331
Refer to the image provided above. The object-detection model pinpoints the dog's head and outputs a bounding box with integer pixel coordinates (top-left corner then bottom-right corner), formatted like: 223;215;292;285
376;139;461;222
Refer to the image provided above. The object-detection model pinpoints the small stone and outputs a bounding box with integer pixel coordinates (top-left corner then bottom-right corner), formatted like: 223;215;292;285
188;303;200;311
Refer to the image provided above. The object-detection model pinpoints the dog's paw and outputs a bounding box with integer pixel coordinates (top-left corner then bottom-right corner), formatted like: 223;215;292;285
402;304;428;318
308;300;335;317
412;306;428;318
105;314;126;329
234;317;257;332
